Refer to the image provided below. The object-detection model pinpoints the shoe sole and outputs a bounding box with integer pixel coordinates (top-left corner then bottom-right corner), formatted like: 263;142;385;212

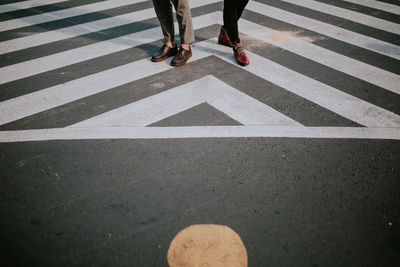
237;61;249;66
151;54;177;62
151;56;168;62
151;51;178;62
171;54;192;67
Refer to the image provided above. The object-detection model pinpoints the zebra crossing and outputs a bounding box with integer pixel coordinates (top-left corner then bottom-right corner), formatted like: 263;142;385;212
0;0;400;142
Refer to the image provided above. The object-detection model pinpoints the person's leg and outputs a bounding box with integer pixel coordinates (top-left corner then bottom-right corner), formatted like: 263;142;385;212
171;0;194;50
151;0;177;62
223;0;240;44
152;0;175;46
170;0;194;67
223;0;249;66
236;0;249;21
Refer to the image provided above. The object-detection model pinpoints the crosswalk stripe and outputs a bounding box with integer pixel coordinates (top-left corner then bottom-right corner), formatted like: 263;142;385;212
248;1;400;60
70;75;301;127
344;0;400;15
280;0;400;35
0;0;219;55
0;12;219;85
0;46;211;126
0;0;70;14
195;39;400;127
239;19;400;95
0;8;156;55
0;0;148;32
1;126;399;142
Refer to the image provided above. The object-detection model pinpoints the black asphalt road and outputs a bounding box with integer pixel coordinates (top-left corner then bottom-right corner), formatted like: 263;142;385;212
1;139;400;266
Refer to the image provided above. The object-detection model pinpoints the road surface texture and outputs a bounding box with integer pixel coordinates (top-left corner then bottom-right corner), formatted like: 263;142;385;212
0;0;399;266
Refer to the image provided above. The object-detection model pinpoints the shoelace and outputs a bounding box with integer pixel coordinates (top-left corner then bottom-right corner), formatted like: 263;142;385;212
234;43;245;55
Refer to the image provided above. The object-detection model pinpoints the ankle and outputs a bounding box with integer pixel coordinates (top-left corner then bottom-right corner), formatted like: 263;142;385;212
181;43;190;51
166;42;176;48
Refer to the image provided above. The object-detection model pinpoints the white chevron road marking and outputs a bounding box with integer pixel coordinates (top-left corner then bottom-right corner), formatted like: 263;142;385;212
0;0;148;32
0;57;176;126
0;0;220;55
1;38;399;129
247;1;400;60
0;47;212;126
280;0;400;34
0;8;157;55
0;0;70;14
194;39;400;127
343;0;400;15
3;1;399;85
239;19;400;95
1;1;399;141
0;126;399;142
0;12;219;85
2;8;399;93
70;75;301;127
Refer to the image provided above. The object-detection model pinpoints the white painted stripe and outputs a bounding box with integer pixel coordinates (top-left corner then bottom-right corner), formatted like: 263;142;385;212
239;19;400;95
0;8;156;55
71;76;208;127
247;1;400;60
0;12;219;85
0;0;69;14
194;39;400;127
0;126;399;142
280;0;400;34
0;47;211;126
70;76;301;127
0;0;219;55
0;0;147;32
205;76;302;126
344;0;400;15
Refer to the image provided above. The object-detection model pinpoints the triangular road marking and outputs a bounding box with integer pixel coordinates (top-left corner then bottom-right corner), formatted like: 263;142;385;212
69;75;302;127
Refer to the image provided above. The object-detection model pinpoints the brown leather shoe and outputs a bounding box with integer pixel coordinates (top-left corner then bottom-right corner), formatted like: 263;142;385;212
151;43;178;62
232;42;249;66
218;26;232;47
171;46;192;67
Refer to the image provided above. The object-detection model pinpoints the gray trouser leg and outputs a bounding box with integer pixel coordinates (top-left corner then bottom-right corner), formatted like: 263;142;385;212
171;0;194;44
152;0;194;44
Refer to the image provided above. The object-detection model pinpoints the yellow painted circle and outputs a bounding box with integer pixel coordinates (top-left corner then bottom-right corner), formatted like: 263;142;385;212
167;224;248;267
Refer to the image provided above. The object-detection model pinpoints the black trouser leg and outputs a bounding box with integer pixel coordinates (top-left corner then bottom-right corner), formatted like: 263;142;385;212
223;0;249;44
236;0;249;20
152;0;174;43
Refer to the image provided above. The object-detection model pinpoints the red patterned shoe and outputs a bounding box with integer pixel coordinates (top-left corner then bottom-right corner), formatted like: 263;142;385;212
232;42;249;66
218;26;232;47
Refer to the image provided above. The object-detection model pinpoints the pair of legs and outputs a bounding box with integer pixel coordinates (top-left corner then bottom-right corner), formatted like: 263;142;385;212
219;0;250;66
151;0;194;66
